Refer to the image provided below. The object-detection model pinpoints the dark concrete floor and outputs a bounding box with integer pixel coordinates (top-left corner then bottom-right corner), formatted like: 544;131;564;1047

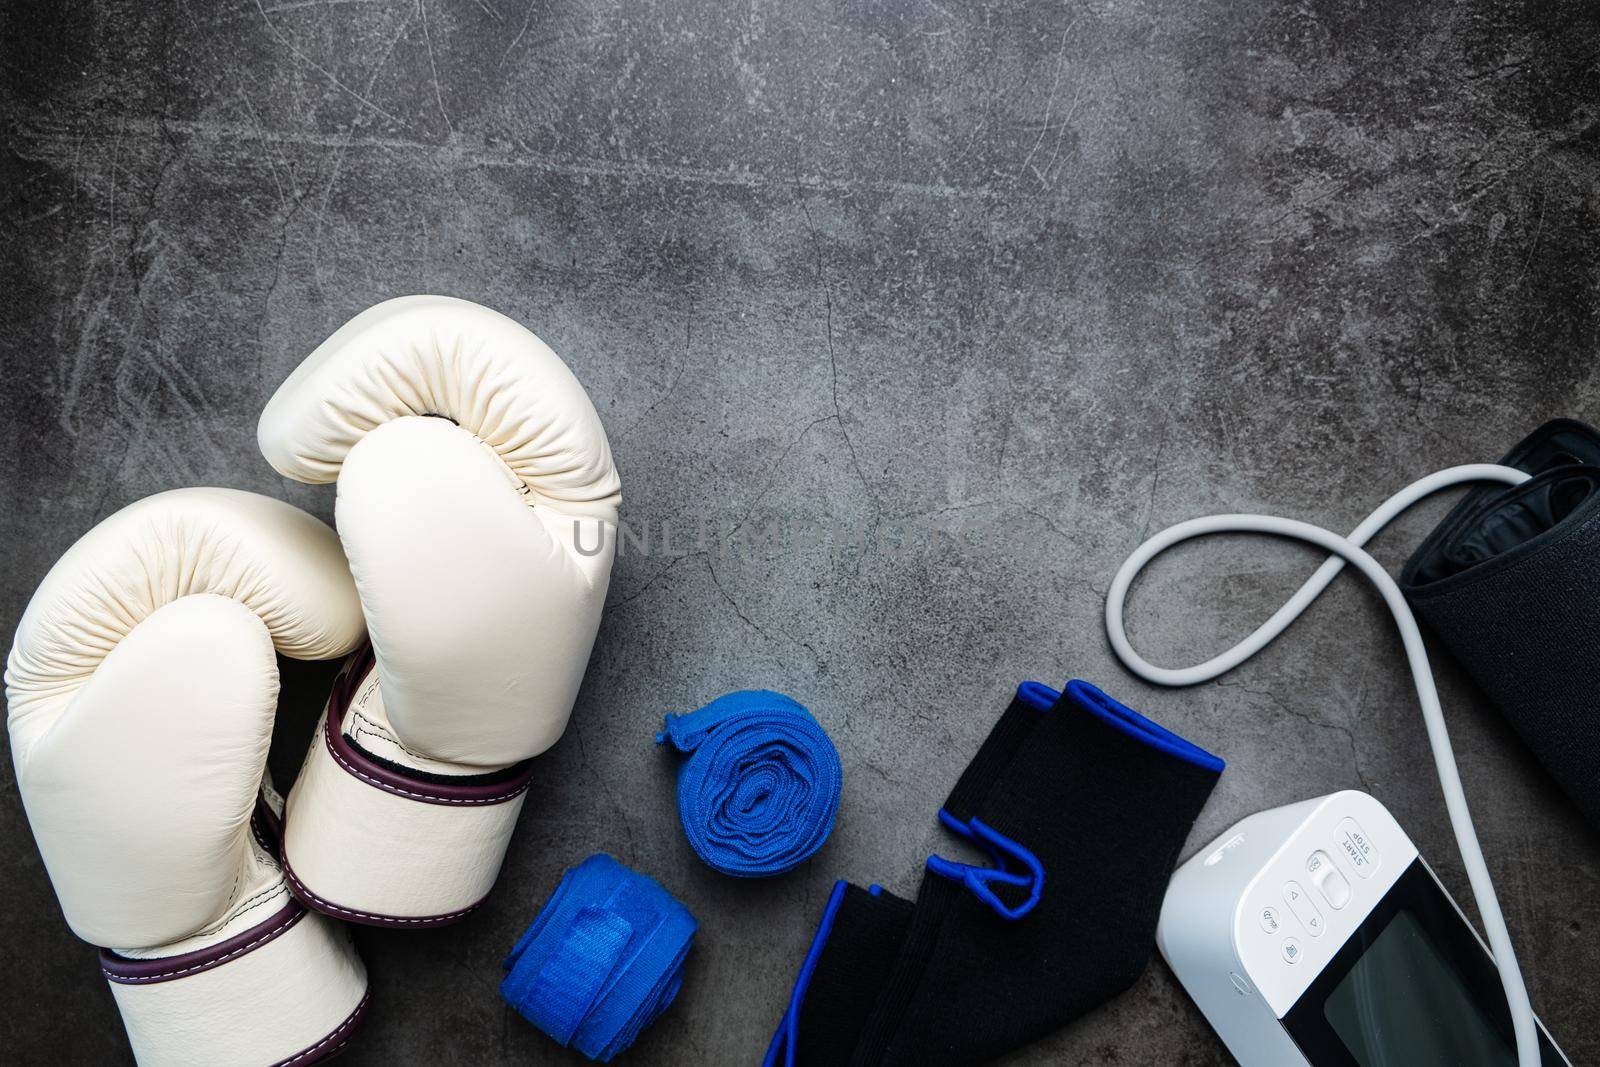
4;0;1600;1063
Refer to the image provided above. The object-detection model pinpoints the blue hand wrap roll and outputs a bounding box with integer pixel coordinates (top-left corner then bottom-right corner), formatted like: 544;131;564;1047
501;854;696;1062
656;690;843;878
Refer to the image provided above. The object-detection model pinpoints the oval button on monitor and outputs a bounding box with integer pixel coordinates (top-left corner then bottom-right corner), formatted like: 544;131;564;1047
1283;880;1324;935
1259;906;1282;934
1281;938;1303;964
1308;849;1352;910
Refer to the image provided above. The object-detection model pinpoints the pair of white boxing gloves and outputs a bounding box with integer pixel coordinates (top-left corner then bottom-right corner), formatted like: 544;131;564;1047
5;297;620;1066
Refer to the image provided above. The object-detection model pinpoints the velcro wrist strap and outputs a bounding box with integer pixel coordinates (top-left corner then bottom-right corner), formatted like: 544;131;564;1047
280;651;533;926
102;903;367;1067
501;854;696;1061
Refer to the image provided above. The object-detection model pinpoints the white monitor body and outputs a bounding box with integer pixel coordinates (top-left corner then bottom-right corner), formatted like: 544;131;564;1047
1157;790;1570;1066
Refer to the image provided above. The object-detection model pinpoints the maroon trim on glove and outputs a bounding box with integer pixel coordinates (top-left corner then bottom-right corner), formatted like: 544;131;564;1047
280;849;489;929
99;901;307;985
270;989;370;1067
251;791;285;854
321;643;536;806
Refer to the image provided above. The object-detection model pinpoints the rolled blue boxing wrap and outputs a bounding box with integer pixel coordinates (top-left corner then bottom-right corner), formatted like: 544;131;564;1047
657;690;843;878
501;854;696;1062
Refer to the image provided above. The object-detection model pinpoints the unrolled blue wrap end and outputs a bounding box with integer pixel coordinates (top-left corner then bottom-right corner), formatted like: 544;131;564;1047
502;854;696;1062
658;690;843;878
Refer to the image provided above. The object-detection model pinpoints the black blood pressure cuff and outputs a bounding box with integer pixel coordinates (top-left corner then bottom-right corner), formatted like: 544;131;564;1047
1401;418;1600;829
765;681;1223;1066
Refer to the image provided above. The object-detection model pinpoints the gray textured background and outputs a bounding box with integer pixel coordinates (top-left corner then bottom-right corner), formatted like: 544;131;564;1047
4;0;1599;1063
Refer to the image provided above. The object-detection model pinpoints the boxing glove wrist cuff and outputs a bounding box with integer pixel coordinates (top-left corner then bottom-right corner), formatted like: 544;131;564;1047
281;648;534;927
101;900;368;1067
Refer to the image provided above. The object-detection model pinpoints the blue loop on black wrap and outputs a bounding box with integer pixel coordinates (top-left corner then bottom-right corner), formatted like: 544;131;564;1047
657;690;843;878
501;854;696;1062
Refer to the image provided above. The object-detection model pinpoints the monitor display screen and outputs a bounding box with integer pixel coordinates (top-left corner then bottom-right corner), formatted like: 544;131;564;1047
1323;909;1512;1066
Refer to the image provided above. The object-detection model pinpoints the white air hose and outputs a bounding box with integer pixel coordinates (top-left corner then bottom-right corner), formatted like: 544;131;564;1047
1105;463;1539;1067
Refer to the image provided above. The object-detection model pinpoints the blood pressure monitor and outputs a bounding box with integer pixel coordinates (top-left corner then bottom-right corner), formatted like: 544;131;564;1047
1158;791;1570;1066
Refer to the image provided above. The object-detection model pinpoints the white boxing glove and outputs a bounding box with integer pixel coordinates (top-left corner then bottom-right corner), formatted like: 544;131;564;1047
5;488;370;1067
258;295;620;926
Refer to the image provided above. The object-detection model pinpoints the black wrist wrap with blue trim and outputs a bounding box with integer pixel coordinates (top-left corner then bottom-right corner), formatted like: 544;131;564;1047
1401;418;1600;831
767;680;1222;1066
